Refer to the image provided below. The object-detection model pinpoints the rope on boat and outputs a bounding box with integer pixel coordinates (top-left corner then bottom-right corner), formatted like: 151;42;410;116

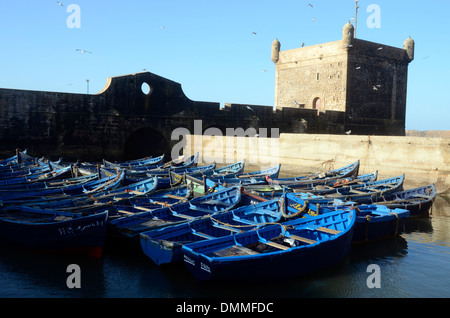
280;196;310;219
389;212;399;236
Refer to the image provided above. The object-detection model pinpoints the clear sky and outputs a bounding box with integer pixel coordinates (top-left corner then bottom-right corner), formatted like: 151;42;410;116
0;0;448;131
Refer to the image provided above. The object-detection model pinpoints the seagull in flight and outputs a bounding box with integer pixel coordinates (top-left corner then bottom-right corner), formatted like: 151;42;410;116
76;49;93;53
56;1;64;6
308;4;313;7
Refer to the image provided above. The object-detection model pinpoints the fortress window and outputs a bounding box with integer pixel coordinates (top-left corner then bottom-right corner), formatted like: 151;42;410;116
316;73;320;80
141;82;152;95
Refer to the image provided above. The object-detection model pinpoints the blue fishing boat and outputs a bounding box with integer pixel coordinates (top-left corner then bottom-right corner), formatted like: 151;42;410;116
244;171;378;199
351;205;410;244
293;174;405;202
202;160;246;177
284;192;410;244
107;186;242;241
103;154;165;169
359;184;437;218
268;160;360;185
189;186;242;213
181;208;356;282
0;206;108;258
159;152;199;170
206;164;281;186
0;170;125;203
12;176;158;212
139;199;282;265
126;184;194;210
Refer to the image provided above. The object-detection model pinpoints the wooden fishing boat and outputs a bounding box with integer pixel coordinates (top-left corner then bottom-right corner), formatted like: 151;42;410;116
0;172;99;193
126;184;194;210
360;184;437;218
351;205;410;244
11;176;158;212
244;171;378;199
284;192;410;244
205;164;281;186
202;160;246;177
159;152;199;169
0;170;125;205
103;154;164;169
189;185;242;213
0;163;73;187
268;160;360;186
181;208;356;282
294;174;405;202
107;186;242;240
0;206;108;258
0;149;36;167
139;199;282;265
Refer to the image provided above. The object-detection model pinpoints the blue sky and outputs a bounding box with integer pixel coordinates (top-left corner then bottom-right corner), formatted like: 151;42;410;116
0;0;448;131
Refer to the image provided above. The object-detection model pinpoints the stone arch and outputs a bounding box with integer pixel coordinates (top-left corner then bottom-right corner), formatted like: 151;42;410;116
123;127;168;160
313;97;322;110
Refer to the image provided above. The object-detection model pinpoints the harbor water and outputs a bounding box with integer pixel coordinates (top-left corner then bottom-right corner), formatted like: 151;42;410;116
0;195;449;300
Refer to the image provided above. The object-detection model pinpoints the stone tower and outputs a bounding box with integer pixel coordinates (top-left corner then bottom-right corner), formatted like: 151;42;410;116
272;22;414;135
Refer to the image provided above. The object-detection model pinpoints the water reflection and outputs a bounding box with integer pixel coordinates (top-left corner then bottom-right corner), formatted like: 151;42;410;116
0;242;106;297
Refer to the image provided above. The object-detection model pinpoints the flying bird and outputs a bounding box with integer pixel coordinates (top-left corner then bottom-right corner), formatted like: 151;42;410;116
308;4;313;7
246;106;255;112
56;1;64;6
76;49;93;53
251;32;257;35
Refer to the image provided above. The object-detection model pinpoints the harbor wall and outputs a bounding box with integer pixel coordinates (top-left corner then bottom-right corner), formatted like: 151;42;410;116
183;133;450;194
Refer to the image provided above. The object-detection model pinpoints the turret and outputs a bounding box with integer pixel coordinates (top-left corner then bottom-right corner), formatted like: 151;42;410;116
342;21;354;48
271;38;280;63
403;36;415;62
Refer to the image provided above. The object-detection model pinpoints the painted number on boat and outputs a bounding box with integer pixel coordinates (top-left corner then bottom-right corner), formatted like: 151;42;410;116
200;262;211;273
184;255;195;266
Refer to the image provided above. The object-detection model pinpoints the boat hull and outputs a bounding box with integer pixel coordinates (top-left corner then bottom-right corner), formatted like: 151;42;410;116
0;211;108;258
182;210;355;282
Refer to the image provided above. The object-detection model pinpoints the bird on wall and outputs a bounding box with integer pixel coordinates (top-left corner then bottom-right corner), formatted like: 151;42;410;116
345;130;352;135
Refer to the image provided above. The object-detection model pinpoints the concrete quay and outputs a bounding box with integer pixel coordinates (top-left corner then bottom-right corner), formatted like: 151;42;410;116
184;133;450;194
